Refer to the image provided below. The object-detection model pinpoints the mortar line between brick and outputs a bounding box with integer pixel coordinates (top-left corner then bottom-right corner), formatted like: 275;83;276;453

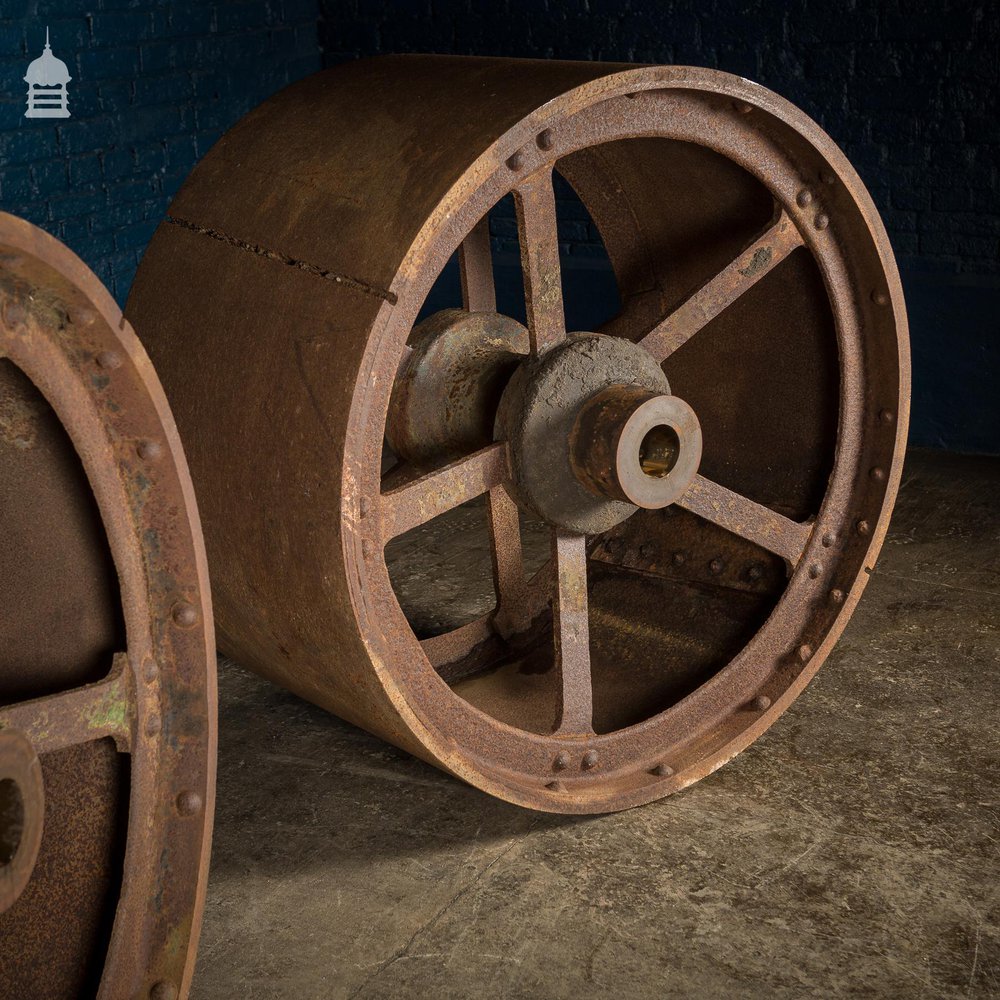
165;214;398;305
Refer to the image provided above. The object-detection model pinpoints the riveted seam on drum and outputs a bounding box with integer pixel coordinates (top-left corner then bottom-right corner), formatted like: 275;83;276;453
165;215;399;305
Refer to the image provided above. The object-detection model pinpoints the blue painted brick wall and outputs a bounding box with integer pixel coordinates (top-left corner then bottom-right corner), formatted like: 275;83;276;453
319;0;1000;281
0;1;997;450
0;1;320;301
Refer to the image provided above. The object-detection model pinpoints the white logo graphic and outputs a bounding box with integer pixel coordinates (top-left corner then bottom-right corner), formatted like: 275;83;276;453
24;28;71;119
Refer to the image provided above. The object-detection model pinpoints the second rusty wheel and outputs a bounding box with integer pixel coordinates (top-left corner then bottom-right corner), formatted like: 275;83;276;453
127;56;909;813
0;213;215;998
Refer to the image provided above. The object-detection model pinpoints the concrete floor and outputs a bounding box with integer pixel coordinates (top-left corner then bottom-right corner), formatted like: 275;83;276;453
192;450;999;999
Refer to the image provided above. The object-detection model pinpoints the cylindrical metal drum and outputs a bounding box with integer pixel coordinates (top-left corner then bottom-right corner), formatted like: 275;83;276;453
0;213;215;999
127;56;909;813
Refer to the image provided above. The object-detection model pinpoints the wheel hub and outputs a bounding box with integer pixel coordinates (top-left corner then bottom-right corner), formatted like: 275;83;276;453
497;332;702;534
387;308;528;465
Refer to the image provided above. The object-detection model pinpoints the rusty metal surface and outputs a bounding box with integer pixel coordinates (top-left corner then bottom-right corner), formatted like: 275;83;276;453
0;212;216;998
387;308;528;465
569;384;702;509
127;56;909;814
0;730;43;914
498;332;673;534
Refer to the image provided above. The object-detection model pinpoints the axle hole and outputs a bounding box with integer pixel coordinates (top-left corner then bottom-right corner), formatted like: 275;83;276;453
0;778;25;865
639;425;680;478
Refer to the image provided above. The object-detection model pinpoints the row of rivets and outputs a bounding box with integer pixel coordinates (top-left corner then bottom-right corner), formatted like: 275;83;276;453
551;749;599;772
91;343;202;1000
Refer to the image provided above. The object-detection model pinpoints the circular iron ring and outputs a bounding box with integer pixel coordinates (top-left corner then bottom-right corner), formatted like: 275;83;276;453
127;57;908;814
0;213;216;998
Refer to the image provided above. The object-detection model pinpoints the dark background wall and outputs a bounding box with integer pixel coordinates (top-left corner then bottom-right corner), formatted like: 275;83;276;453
0;1;997;452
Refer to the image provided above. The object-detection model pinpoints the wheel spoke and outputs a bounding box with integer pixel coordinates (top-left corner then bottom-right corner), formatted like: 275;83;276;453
514;168;566;356
0;653;132;753
676;475;812;568
639;210;803;363
487;485;531;637
380;442;510;539
459;216;497;313
551;531;594;736
421;617;496;669
422;554;554;672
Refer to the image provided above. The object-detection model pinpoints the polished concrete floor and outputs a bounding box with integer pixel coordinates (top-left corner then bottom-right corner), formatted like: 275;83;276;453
192;450;999;999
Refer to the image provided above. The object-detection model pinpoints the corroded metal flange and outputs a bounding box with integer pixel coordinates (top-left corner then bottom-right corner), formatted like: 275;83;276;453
388;308;528;465
127;56;909;814
0;212;216;999
498;332;676;534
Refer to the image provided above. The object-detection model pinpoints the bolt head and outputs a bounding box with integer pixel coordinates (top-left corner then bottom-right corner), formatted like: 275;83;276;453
506;151;523;171
97;350;122;370
171;602;199;628
814;212;830;230
751;694;771;711
176;790;203;817
651;763;673;778
137;439;163;461
798;643;813;663
150;983;177;1000
796;189;813;208
581;750;599;770
553;751;570;771
536;129;554;151
545;780;565;792
709;558;724;575
870;466;886;482
856;519;871;536
830;588;845;605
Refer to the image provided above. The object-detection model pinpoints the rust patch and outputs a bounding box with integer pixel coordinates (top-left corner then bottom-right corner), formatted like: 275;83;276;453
0;375;47;449
738;245;773;278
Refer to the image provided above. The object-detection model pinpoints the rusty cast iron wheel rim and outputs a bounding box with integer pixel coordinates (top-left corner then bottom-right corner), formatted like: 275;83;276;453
0;213;216;997
127;57;909;815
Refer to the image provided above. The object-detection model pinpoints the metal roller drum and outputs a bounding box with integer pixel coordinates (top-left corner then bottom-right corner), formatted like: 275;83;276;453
0;213;216;999
126;56;909;814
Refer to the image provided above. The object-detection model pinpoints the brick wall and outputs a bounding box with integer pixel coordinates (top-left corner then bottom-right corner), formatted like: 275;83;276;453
321;0;1000;280
0;1;997;450
0;1;319;301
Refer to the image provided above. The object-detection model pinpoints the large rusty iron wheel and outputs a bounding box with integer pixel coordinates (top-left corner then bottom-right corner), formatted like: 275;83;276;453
127;56;908;814
0;213;215;998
